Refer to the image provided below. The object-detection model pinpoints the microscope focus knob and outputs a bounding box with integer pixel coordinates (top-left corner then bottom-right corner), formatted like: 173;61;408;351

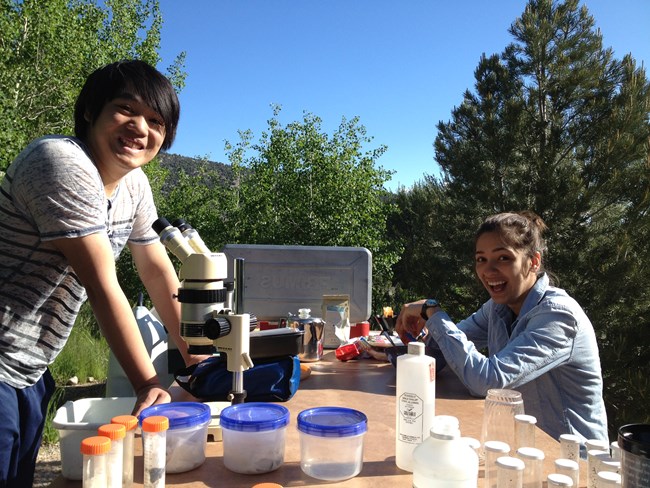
204;317;231;340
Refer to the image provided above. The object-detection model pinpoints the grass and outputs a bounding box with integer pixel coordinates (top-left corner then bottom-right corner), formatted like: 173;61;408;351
42;303;110;444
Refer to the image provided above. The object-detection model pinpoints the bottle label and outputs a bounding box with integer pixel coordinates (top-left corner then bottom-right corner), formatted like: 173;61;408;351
398;392;424;444
429;363;435;382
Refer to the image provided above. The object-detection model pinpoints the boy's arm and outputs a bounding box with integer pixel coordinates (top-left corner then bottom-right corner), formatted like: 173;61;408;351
51;233;170;415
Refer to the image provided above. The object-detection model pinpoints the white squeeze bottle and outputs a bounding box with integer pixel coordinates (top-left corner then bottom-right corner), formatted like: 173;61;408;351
395;341;436;472
412;415;479;487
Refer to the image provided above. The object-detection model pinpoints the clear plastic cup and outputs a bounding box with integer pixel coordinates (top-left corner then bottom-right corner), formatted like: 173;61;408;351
297;406;368;481
220;402;290;474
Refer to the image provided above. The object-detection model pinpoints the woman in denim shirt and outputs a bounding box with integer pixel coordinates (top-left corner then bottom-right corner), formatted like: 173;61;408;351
396;211;608;443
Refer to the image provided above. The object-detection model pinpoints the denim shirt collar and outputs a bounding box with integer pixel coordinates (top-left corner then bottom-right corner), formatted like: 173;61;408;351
494;273;549;323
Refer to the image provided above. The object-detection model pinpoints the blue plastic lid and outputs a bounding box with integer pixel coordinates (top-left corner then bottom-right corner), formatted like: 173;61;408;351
139;402;210;430
220;403;290;432
297;407;368;437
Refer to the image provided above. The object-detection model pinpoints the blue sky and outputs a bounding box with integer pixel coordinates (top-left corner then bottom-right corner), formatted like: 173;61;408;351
157;1;650;191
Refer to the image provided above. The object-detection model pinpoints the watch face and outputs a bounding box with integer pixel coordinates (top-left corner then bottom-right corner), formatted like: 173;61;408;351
425;299;438;307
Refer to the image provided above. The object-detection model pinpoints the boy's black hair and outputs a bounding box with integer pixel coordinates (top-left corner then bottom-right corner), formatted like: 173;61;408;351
74;60;180;151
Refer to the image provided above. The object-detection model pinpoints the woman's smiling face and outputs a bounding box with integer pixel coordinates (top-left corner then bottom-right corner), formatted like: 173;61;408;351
475;231;540;315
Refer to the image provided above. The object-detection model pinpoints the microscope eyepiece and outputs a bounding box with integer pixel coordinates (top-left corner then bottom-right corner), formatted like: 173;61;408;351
152;217;172;234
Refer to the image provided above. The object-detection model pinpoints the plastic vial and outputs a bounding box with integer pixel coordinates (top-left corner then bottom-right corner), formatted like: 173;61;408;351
547;473;574;487
596;471;621;487
515;447;544;488
587;450;611;488
586;439;610;453
555;458;580;488
559;434;582;462
81;435;111;488
484;440;511;488
97;424;125;488
395;341;436;472
412;415;479;487
111;415;138;488
495;455;525;488
142;415;169;488
514;414;537;450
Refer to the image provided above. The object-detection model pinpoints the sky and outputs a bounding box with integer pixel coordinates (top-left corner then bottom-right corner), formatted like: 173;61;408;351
157;1;650;191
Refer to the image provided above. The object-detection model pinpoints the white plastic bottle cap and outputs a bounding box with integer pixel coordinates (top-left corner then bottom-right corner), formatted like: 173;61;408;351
514;414;537;425
431;415;460;439
484;440;511;453
407;341;425;355
554;458;579;471
516;446;545;460
547;473;574;486
496;456;525;470
596;471;621;485
559;434;581;444
585;438;609;451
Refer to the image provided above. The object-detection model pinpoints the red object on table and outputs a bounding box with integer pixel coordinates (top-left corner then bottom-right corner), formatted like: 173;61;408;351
335;342;361;361
350;321;370;338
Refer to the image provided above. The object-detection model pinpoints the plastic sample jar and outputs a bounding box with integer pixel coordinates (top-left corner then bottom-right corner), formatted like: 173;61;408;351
559;434;582;462
97;423;125;488
495;456;525;488
555;458;580;488
141;416;168;488
514;414;537;450
516;446;544;488
297;406;368;481
220;402;290;474
80;436;111;488
111;415;138;488
484;440;511;488
139;402;210;473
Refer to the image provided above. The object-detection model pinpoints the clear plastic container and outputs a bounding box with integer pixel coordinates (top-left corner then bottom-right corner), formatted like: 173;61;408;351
111;415;138;488
220;402;290;474
559;434;582;462
139;402;210;473
81;436;111;488
412;415;479;487
588;450;612;488
141;415;168;488
515;446;544;488
555;458;580;488
297;406;368;481
484;440;511;488
495;456;525;488
514;414;537;450
97;424;125;488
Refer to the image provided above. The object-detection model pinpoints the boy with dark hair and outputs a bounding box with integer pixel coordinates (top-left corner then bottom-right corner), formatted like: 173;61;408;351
0;60;197;486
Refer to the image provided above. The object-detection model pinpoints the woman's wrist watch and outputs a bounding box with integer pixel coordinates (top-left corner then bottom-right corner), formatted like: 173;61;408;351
421;298;440;321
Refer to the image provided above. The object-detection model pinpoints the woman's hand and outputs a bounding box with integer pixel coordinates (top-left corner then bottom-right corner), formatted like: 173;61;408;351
395;300;427;344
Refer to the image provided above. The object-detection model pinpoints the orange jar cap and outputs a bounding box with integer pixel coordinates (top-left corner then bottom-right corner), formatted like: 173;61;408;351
98;423;126;440
111;415;138;431
80;436;111;455
142;415;169;433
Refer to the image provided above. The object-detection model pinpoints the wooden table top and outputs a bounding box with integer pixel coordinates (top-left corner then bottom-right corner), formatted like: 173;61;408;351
49;350;587;487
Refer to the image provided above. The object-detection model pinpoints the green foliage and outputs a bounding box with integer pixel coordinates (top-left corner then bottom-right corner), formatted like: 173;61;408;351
48;303;109;385
396;0;650;436
0;0;186;170
227;107;402;311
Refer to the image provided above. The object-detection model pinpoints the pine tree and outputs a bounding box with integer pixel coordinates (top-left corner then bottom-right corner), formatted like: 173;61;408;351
421;0;650;433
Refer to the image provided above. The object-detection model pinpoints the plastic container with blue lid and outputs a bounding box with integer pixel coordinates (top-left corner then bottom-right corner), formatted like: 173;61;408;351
138;402;210;473
220;403;290;474
297;407;368;481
